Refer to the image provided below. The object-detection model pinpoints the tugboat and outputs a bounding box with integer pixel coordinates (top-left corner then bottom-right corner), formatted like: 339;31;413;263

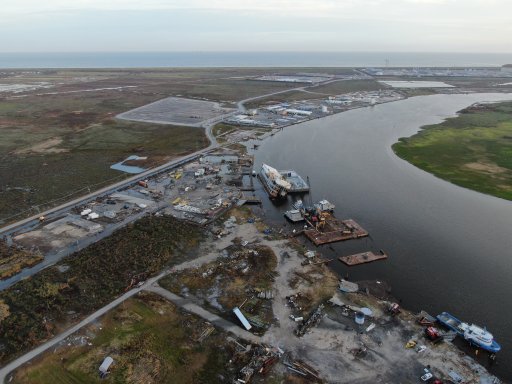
258;163;291;199
436;312;501;353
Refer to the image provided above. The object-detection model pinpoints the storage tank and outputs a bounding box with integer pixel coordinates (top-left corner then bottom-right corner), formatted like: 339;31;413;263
99;356;114;374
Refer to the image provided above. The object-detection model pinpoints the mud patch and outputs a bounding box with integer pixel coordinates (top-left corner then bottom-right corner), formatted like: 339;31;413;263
463;161;508;174
14;137;68;155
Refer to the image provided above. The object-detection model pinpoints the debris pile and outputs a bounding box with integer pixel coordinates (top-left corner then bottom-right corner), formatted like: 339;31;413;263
283;357;323;383
295;304;325;337
234;344;282;384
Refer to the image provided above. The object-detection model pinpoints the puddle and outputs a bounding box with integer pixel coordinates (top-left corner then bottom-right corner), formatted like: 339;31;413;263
110;155;147;174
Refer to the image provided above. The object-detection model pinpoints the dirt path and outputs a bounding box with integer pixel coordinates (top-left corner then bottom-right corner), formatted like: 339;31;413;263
146;285;260;343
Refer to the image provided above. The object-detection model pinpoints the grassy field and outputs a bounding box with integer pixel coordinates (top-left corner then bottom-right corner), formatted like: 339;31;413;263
0;216;205;366
393;101;512;200
0;239;43;280
12;292;238;384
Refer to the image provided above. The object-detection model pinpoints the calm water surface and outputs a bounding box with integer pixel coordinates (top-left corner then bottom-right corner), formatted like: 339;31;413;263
252;93;512;380
2;52;512;68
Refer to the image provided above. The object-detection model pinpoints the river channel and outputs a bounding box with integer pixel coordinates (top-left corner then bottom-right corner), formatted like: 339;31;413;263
251;93;512;380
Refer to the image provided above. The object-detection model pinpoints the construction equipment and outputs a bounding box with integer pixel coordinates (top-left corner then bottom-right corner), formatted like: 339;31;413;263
388;303;401;316
425;326;443;344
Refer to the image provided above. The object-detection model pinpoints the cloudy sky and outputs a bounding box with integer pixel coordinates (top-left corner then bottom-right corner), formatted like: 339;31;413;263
1;0;511;52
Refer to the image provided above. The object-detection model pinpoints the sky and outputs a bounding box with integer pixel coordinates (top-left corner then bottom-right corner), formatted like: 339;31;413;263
1;0;511;53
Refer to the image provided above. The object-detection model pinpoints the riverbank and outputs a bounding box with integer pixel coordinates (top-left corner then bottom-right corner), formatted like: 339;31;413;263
393;101;512;201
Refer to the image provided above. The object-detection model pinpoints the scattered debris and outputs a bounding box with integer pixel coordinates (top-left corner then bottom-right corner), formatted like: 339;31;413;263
295;304;324;337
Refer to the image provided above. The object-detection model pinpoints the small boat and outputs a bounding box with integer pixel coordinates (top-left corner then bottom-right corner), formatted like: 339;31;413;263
314;199;335;212
436;312;501;353
292;199;304;210
284;209;304;222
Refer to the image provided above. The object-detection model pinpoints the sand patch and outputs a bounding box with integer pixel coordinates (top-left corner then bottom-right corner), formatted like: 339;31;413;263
463;161;508;174
14;137;68;155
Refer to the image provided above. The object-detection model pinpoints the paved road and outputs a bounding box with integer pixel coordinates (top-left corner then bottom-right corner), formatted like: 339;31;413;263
235;78;350;112
236;86;306;112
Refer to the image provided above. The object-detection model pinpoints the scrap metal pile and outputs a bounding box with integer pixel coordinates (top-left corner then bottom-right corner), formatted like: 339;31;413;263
283;357;324;383
295;304;325;337
234;344;282;384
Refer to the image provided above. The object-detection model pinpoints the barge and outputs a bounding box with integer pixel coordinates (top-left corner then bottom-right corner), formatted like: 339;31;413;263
338;250;387;266
279;170;309;193
436;312;501;353
303;218;368;246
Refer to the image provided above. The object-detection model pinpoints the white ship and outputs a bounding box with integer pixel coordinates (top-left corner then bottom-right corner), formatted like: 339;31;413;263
258;163;292;199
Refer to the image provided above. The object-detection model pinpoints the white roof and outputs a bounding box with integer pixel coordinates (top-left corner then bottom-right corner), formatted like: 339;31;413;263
233;307;252;330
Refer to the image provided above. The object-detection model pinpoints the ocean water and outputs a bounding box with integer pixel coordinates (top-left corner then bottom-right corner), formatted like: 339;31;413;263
1;52;512;69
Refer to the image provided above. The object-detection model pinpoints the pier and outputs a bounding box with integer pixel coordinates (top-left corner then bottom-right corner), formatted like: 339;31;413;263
338;251;388;266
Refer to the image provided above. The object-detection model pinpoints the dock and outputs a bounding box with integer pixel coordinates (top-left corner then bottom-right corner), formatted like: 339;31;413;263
303;218;368;246
238;195;262;205
338;251;387;266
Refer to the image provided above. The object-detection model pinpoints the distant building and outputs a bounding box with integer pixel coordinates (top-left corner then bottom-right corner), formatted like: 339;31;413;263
502;64;512;73
284;109;312;116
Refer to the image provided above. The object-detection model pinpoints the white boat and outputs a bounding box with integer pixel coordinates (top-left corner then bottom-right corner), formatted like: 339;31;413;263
284;209;304;222
258;163;292;199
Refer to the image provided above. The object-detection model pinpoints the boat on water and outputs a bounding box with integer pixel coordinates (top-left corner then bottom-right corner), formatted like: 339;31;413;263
284;209;304;222
436;312;501;353
292;199;304;210
258;163;292;199
279;170;310;193
314;199;335;212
